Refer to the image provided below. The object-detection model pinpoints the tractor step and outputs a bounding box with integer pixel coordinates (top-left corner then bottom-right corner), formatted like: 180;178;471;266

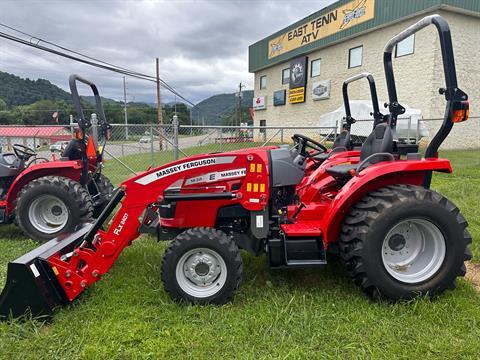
285;259;327;267
267;236;327;268
0;223;93;321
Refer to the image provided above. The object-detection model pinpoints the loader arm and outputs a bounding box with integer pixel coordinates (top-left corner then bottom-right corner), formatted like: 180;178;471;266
1;149;271;318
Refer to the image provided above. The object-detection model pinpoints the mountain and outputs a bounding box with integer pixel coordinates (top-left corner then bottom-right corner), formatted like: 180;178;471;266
0;71;71;107
82;95;119;106
0;71;121;108
165;101;191;108
0;70;254;126
83;98;190;109
192;90;253;125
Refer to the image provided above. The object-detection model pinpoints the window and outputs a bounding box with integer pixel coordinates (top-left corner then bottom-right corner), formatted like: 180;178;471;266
282;68;290;85
348;46;363;68
311;59;321;77
395;34;415;57
259;75;267;89
259;119;266;133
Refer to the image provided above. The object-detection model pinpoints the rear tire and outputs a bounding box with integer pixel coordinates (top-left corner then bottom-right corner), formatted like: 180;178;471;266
339;184;472;300
15;176;93;242
161;227;243;304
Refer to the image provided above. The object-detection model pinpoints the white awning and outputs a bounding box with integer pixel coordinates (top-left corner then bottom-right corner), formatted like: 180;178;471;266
319;100;429;139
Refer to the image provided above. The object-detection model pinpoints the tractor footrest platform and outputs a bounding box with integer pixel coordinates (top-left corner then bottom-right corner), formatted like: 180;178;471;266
280;221;322;237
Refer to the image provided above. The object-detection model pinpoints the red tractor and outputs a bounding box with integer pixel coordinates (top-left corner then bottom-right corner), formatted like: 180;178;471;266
0;15;472;319
0;75;113;241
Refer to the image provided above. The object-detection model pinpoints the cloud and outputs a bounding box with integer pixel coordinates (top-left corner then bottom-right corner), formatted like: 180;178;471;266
0;0;335;103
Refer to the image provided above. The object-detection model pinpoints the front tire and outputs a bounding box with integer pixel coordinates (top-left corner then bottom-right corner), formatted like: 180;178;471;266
340;184;472;300
161;227;243;304
15;176;93;241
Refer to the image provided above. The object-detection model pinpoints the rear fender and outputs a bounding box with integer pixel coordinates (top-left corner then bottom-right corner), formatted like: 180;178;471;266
323;158;452;245
5;160;83;215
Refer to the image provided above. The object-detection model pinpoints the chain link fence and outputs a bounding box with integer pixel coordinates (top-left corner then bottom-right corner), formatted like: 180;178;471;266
0;117;477;185
101;124;339;183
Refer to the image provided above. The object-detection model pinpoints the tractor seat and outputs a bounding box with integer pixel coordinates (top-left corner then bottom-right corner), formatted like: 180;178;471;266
314;130;351;162
326;123;394;180
325;163;357;180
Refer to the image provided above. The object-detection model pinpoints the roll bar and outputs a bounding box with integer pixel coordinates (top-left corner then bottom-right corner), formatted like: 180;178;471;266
383;14;468;187
69;74;108;130
342;72;383;130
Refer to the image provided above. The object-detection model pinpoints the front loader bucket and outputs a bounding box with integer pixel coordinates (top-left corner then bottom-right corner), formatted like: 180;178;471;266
0;223;93;321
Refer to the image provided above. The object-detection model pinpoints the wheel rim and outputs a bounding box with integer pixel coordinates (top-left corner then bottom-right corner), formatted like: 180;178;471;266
381;218;446;284
28;194;69;234
175;247;227;298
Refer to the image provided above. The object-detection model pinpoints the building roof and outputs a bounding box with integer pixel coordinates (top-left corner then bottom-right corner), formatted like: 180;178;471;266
0;126;69;137
248;0;480;73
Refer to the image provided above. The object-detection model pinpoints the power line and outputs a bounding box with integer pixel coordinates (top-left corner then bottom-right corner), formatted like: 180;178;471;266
0;23;174;86
0;23;198;108
0;31;155;82
0;23;145;78
0;23;236;121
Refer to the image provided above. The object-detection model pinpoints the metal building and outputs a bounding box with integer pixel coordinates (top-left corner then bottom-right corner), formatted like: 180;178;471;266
248;0;479;140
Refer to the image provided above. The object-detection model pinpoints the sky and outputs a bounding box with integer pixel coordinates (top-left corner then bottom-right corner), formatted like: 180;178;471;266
0;0;336;104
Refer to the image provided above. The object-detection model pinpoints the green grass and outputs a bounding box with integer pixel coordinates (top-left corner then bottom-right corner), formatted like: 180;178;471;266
432;150;480;258
0;149;479;359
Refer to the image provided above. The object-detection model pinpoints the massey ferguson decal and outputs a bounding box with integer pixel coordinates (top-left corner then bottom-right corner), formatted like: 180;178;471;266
185;168;246;186
135;156;236;185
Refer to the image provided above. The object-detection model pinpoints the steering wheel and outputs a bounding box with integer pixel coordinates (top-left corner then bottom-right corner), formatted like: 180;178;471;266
292;134;327;157
13;144;37;160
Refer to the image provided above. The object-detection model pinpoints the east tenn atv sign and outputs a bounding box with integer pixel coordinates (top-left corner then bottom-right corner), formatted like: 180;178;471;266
268;0;375;59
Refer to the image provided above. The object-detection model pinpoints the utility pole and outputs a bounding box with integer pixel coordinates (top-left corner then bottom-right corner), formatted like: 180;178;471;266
123;76;128;140
189;107;193;135
156;57;163;150
237;82;245;128
197;111;201;134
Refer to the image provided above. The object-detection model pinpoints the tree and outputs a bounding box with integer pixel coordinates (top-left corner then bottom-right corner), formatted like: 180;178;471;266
222;108;252;127
163;103;191;126
0;98;7;111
